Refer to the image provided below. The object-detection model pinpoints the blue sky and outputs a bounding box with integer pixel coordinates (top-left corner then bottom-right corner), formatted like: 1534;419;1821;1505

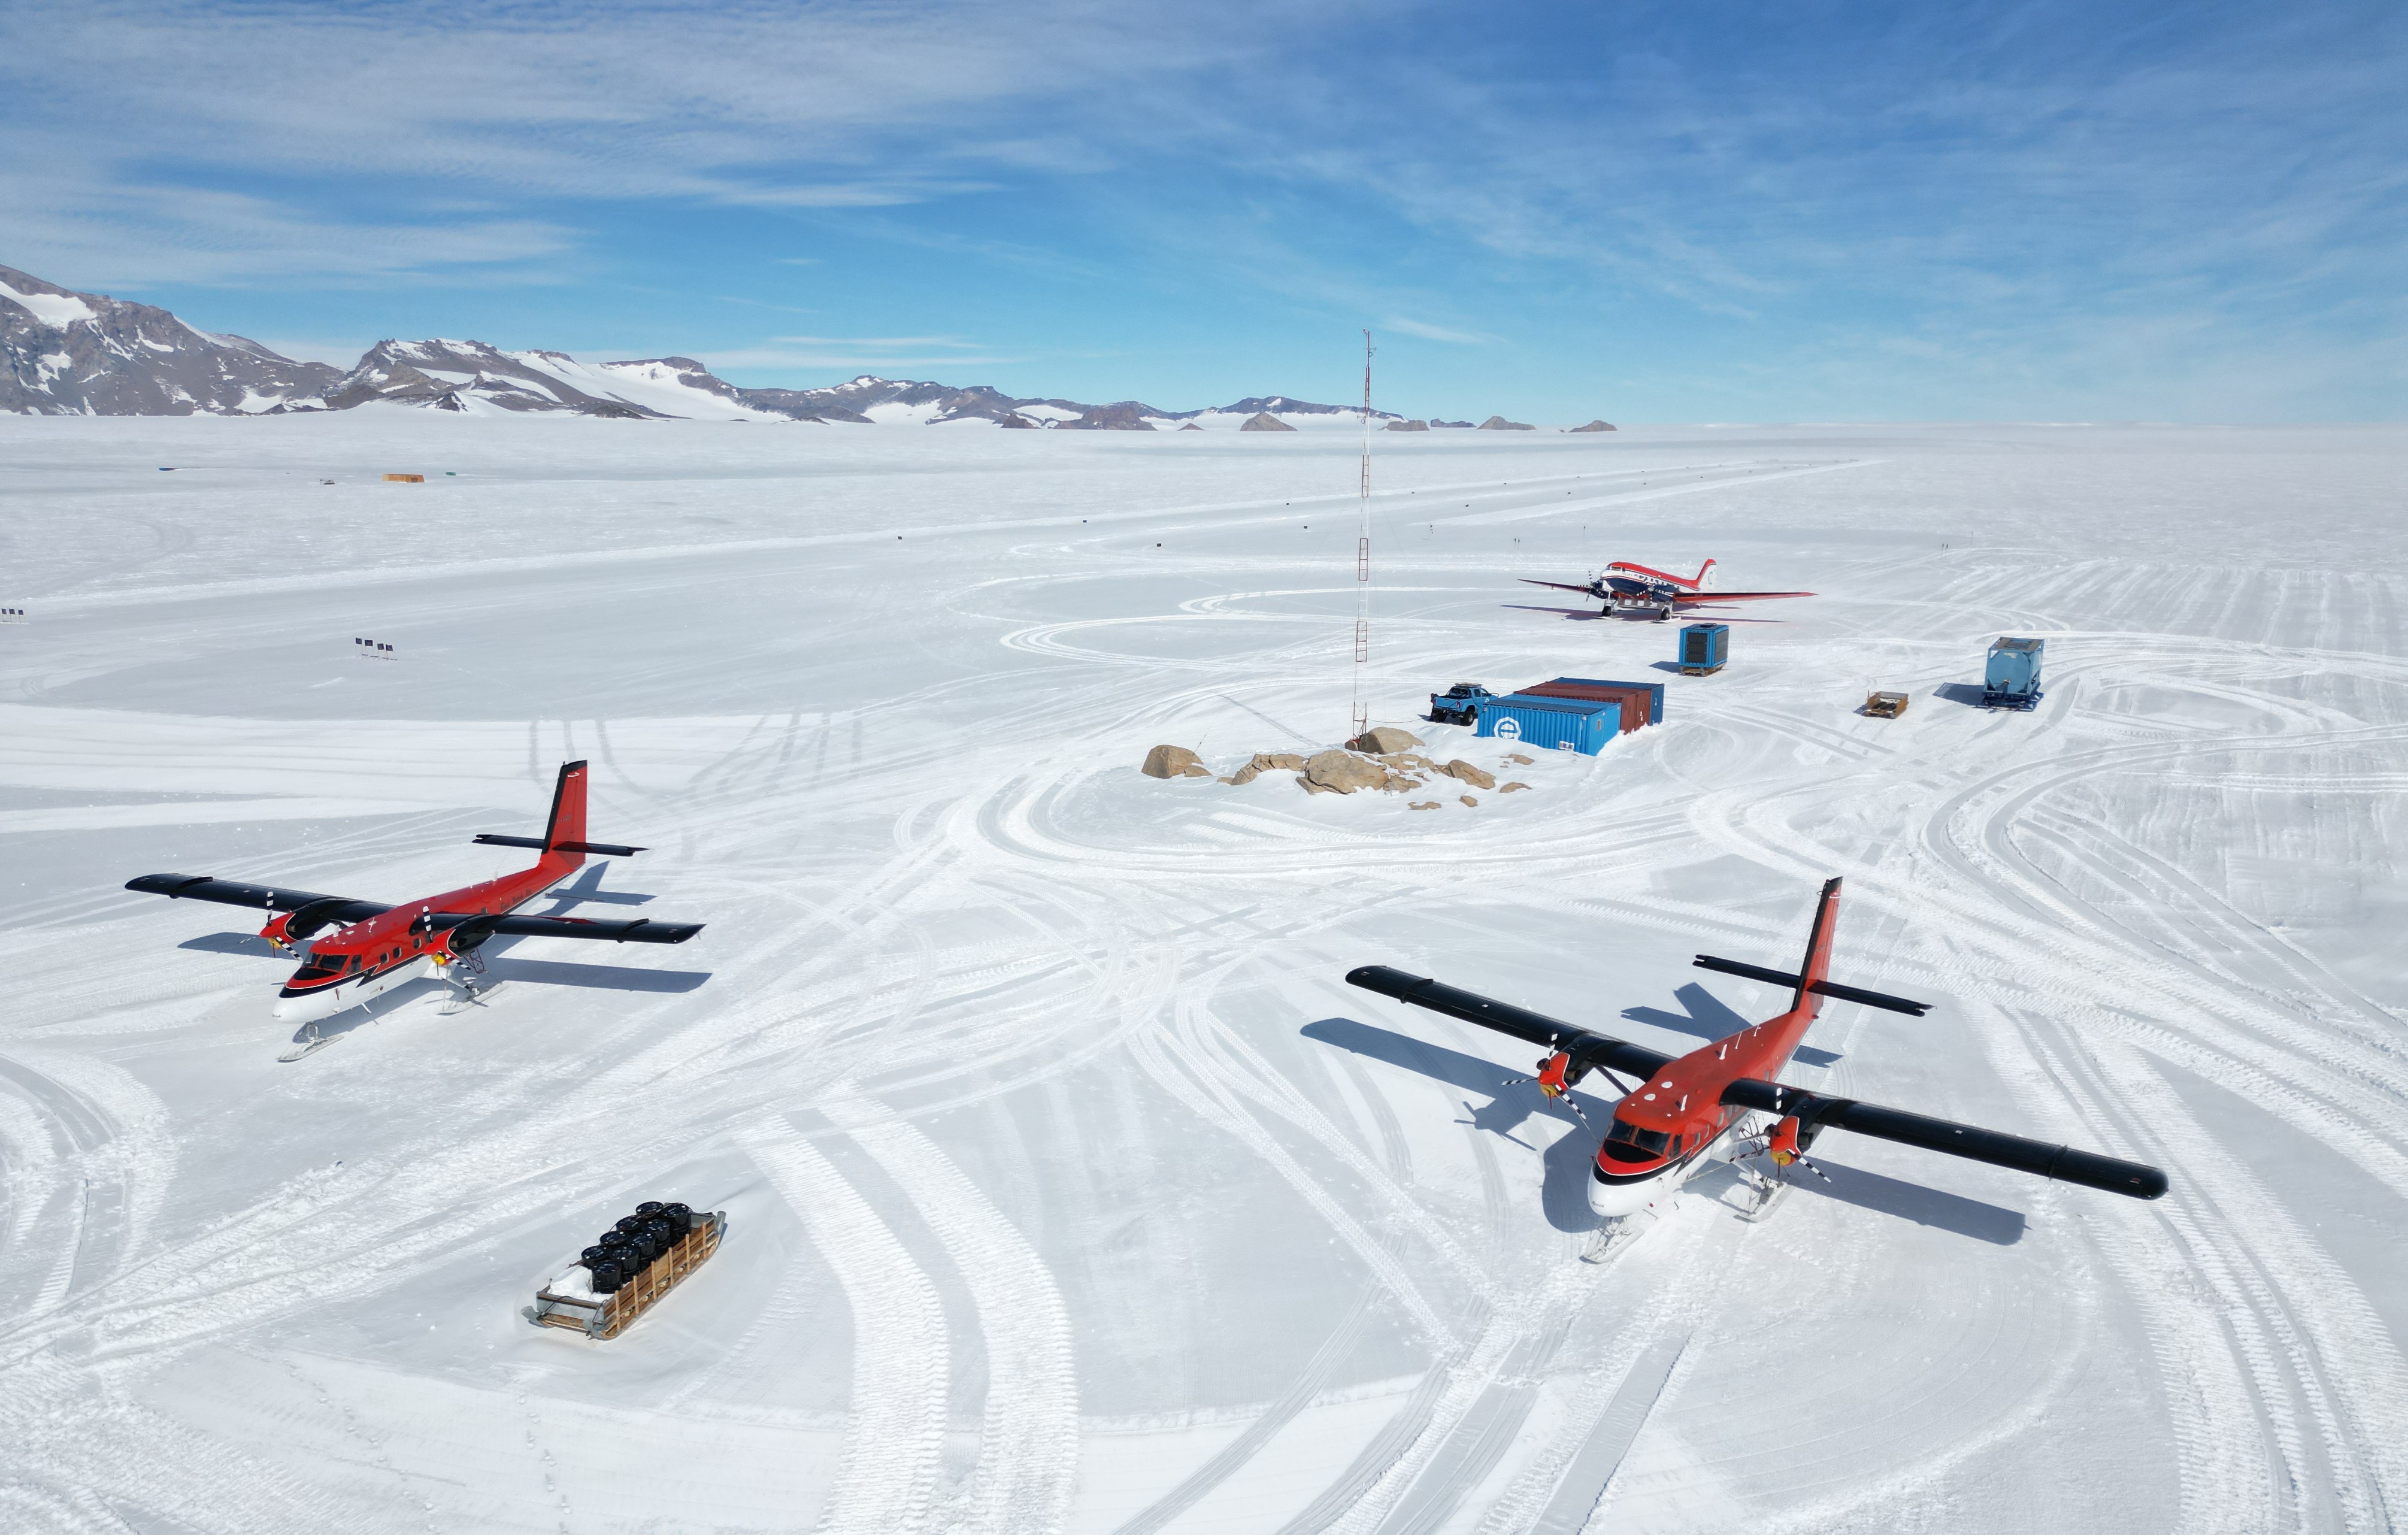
6;1;2401;420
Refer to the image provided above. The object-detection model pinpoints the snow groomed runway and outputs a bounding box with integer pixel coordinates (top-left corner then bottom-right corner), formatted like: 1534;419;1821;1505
1;415;2401;1533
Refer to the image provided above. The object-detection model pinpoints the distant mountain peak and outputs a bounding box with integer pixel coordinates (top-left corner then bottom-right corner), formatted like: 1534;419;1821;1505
0;264;1575;427
0;263;338;416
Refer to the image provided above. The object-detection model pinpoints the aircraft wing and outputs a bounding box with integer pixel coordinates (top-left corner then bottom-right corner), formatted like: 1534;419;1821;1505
1718;1077;2167;1198
433;912;704;944
125;873;392;924
1518;578;1601;597
1671;590;1814;604
1346;964;1674;1080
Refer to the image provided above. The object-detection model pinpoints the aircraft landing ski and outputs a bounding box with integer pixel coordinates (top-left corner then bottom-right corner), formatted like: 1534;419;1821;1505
277;1031;342;1063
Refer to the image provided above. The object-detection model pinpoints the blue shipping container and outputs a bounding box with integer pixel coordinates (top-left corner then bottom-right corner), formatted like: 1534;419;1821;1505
1679;623;1729;674
1476;694;1621;755
1550;676;1665;723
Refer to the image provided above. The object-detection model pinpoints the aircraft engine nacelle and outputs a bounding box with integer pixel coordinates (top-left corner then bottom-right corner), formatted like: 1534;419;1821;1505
261;896;360;950
443;915;502;956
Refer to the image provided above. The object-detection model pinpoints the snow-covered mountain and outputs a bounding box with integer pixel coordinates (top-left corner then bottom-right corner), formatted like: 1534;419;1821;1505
0;264;339;416
320;340;867;420
0;266;1464;426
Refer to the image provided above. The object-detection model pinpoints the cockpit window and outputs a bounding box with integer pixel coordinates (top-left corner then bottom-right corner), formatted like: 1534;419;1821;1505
1603;1119;1671;1158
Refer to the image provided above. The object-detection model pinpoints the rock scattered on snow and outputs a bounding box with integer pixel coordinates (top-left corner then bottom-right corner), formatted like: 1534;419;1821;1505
1441;760;1496;789
1409;801;1441;811
1301;750;1388;794
1143;744;1210;779
1223;751;1307;785
1349;726;1423;755
1504;753;1534;764
1459;795;1479;807
1500;782;1531;792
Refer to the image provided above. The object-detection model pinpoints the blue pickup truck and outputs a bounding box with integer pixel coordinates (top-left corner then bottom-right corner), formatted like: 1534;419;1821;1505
1428;682;1498;726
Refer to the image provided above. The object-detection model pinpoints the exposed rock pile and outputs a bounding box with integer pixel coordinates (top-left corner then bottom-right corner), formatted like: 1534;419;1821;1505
1223;752;1307;786
1147;738;1532;806
1478;415;1535;431
1142;744;1211;779
1301;750;1392;794
1347;726;1423;755
1239;411;1297;432
1570;419;1618;432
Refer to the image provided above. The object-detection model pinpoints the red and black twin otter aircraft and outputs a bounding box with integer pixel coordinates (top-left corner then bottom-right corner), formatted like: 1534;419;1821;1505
1350;878;2165;1243
128;761;701;1057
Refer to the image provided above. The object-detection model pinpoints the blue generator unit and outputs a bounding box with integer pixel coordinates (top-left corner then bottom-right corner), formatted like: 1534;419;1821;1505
1476;694;1622;754
1679;623;1729;676
1982;637;2044;710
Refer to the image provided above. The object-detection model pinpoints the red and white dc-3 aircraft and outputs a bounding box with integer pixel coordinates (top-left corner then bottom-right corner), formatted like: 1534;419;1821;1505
1350;878;2165;1249
1522;556;1813;621
127;761;701;1056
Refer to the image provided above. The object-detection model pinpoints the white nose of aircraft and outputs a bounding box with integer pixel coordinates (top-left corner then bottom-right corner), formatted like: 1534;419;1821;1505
271;983;351;1025
1589;1168;1671;1219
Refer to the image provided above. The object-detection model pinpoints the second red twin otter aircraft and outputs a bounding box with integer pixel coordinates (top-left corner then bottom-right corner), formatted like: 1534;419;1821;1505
128;761;701;1050
1350;877;2166;1236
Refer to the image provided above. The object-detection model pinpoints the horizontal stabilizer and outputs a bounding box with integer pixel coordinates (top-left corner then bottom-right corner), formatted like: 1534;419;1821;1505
1694;954;1931;1016
1718;1078;2167;1199
1346;964;1673;1080
472;834;646;856
433;912;701;944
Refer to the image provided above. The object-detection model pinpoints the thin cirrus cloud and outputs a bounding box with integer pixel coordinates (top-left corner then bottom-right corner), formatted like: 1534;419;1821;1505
1380;317;1491;346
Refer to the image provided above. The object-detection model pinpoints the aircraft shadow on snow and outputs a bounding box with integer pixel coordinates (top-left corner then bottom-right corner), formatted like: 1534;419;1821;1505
1303;1016;2026;1246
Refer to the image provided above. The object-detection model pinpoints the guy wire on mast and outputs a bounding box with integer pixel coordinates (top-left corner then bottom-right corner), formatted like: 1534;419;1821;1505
1352;329;1374;740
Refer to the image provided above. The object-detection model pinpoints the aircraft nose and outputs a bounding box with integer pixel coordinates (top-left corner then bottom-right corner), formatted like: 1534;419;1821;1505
272;986;337;1024
1589;1173;1662;1219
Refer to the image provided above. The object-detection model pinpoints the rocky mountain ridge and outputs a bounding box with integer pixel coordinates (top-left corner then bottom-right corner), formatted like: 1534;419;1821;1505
0;265;339;416
1;264;1581;428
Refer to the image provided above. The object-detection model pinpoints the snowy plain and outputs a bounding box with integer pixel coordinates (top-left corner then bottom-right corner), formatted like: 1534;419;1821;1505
0;413;2403;1534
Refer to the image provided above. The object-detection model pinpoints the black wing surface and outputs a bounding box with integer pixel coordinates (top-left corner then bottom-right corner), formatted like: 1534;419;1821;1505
125;874;391;924
433;913;703;944
1518;578;1602;597
1346;964;1674;1080
1718;1078;2168;1199
1670;590;1815;604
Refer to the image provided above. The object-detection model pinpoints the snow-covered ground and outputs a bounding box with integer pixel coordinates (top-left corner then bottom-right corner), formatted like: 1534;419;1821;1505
1;415;2403;1534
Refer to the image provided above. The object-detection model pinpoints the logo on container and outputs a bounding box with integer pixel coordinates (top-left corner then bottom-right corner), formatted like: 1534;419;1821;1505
1494;717;1522;741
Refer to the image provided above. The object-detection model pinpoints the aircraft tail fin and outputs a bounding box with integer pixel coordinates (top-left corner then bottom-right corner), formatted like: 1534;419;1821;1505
1793;876;1844;1015
1692;558;1716;590
542;761;590;862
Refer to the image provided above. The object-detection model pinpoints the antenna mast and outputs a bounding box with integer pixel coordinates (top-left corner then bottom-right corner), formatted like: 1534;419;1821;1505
1350;329;1374;741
